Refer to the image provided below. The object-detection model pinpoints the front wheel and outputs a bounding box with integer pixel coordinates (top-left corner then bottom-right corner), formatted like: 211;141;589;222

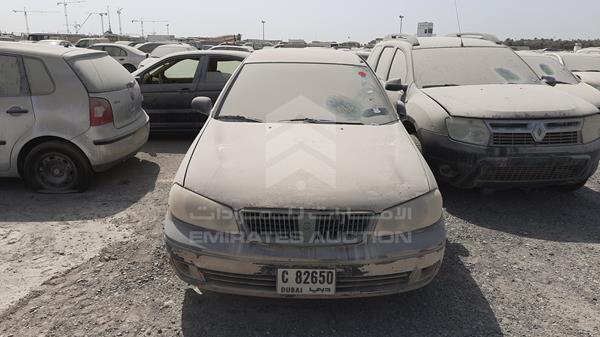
23;141;92;193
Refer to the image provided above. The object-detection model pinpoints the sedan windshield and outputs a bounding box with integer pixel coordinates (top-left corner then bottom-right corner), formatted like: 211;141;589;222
413;47;541;88
521;55;579;84
560;55;600;72
217;63;397;125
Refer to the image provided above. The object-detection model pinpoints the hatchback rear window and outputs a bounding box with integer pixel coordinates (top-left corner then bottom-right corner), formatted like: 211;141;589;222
69;55;134;93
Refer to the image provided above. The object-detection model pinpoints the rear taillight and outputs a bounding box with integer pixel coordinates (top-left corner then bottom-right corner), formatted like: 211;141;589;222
89;97;114;127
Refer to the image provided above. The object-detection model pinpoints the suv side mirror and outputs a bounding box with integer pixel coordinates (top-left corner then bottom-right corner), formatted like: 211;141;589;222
385;78;408;92
191;96;213;116
542;76;557;87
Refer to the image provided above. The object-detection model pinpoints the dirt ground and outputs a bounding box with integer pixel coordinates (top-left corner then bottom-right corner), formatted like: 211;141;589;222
0;137;599;337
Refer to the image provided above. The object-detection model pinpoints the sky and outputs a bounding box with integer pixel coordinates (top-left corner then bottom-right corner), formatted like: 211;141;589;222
2;0;599;42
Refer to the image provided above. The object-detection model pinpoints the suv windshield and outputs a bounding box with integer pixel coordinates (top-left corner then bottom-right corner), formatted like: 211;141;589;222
413;47;541;88
560;55;600;72
217;63;397;125
521;55;579;84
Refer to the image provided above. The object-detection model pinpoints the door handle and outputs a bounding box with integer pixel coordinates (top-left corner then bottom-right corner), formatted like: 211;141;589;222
6;106;29;114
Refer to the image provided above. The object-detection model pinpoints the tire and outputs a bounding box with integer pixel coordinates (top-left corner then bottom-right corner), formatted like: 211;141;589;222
123;64;137;73
555;180;587;192
410;134;423;153
23;141;92;193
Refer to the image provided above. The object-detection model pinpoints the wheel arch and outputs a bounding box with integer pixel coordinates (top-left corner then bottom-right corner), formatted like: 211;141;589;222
17;136;91;178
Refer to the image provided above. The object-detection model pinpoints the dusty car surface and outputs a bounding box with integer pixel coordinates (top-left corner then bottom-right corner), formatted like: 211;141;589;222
164;48;445;298
74;37;109;48
37;39;74;48
137;43;197;69
518;51;600;107
368;34;600;190
546;53;600;90
132;50;248;133
89;43;148;72
0;42;149;192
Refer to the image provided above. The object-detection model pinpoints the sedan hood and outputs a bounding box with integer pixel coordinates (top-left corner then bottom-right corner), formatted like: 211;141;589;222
556;82;600;108
574;72;600;88
183;121;431;212
423;84;597;119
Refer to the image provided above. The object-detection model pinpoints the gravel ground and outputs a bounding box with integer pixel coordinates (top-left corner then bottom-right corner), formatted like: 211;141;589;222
0;137;599;337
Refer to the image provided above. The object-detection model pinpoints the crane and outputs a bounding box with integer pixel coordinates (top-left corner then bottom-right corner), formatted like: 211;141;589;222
131;18;167;38
116;8;123;36
12;7;55;35
74;13;92;34
57;1;85;34
89;12;108;34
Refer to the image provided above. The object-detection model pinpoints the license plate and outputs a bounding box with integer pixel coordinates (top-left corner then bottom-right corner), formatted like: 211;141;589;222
277;269;336;296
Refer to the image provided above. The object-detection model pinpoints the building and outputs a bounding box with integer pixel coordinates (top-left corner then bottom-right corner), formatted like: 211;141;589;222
417;22;434;37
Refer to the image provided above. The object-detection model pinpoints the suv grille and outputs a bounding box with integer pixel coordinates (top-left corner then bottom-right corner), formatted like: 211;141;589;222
239;210;375;244
480;163;586;182
488;120;582;146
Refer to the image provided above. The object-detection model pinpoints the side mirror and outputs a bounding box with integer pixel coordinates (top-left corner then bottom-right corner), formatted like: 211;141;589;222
542;76;557;87
191;96;213;116
385;78;408;92
396;101;407;119
134;75;142;84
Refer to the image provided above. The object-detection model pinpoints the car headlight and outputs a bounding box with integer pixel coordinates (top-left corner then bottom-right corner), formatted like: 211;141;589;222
446;117;491;146
582;114;600;143
374;189;443;236
168;184;240;234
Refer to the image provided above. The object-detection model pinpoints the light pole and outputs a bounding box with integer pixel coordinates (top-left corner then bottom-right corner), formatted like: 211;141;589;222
261;20;266;41
399;15;404;35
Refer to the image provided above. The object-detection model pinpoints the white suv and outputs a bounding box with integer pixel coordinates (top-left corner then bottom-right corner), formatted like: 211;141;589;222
0;42;149;192
368;34;600;190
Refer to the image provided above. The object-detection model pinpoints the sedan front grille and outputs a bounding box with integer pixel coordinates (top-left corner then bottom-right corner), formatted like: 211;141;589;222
239;209;375;244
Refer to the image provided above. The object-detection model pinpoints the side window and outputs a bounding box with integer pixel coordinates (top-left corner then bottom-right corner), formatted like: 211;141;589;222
366;46;383;69
0;55;24;97
143;58;200;84
105;47;126;57
205;57;241;83
24;58;54;95
89;46;104;51
388;50;408;82
375;47;395;79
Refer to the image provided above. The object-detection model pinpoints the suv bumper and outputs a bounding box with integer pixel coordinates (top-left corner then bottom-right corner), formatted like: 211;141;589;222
164;212;446;299
420;130;600;188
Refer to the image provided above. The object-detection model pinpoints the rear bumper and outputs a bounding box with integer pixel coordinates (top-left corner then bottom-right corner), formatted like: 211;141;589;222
164;212;446;299
420;130;600;188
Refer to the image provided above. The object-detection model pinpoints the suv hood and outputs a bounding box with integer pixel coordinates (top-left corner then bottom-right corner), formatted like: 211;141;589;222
183;121;431;212
423;84;598;119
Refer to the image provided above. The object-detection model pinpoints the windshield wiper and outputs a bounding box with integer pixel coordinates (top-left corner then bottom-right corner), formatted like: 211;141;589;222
422;84;460;88
279;118;364;125
216;115;263;123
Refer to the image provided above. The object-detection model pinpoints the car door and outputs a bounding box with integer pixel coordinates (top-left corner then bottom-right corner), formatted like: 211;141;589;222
105;46;128;65
0;54;34;171
196;54;244;103
139;55;204;128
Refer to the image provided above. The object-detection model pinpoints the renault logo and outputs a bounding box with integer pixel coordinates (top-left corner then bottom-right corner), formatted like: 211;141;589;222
531;123;547;143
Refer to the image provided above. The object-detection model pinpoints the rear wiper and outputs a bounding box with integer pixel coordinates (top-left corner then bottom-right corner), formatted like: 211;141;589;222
422;84;460;88
280;118;364;125
216;115;263;123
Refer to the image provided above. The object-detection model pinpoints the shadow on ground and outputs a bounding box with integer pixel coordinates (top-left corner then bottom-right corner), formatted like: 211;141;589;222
442;183;600;243
142;135;196;156
180;242;501;337
0;157;160;222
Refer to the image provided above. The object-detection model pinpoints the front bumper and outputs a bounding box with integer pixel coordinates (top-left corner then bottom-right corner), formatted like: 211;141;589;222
164;212;446;299
420;130;600;188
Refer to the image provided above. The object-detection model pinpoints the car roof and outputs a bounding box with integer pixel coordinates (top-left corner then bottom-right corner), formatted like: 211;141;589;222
378;36;504;50
153;50;251;59
91;43;146;54
244;48;364;65
0;41;105;60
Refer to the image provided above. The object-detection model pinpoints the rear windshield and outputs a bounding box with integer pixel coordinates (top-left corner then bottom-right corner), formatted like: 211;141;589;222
69;54;134;93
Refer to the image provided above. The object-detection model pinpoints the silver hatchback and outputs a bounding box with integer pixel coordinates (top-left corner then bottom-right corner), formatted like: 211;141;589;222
164;49;445;298
0;42;149;192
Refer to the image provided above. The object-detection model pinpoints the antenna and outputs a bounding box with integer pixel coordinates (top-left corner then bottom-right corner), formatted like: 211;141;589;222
12;7;55;35
454;0;464;46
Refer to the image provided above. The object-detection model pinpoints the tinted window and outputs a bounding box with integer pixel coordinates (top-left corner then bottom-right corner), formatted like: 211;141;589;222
24;58;54;95
143;58;200;84
388;50;408;81
375;47;395;79
206;58;241;83
69;55;134;93
218;63;397;125
0;55;23;97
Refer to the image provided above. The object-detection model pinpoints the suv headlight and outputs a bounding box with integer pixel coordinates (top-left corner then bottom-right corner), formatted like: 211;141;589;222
582;114;600;143
446;117;491;146
374;189;443;236
168;184;240;234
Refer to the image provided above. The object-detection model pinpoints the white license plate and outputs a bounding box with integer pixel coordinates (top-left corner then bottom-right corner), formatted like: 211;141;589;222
277;269;336;296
